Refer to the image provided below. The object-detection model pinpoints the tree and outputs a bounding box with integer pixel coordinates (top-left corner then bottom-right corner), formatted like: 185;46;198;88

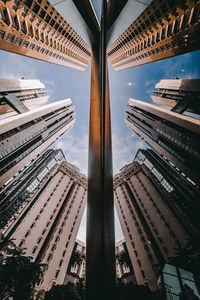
69;251;85;270
116;250;131;270
0;234;45;300
44;283;81;300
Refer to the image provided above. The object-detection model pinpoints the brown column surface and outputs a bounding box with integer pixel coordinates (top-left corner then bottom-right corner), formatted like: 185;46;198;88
85;2;116;297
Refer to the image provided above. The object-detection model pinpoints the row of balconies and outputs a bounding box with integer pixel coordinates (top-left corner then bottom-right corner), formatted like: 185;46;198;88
109;4;199;66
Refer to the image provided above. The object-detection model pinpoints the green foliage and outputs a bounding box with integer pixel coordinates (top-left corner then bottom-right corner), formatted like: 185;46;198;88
0;234;45;300
44;282;81;300
116;250;131;269
69;251;85;270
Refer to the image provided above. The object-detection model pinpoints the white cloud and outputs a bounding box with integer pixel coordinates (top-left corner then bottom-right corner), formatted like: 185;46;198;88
0;51;38;79
54;130;88;175
112;131;146;175
128;81;134;86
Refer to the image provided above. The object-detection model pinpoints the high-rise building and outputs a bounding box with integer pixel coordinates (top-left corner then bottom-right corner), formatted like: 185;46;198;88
134;149;200;237
0;78;49;114
125;98;200;186
151;79;200;115
108;0;200;70
114;160;190;290
0;0;91;70
0;99;75;186
0;148;65;233
64;239;86;284
116;239;136;285
1;158;87;291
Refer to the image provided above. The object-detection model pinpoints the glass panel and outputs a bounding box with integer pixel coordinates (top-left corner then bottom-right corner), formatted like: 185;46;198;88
163;264;177;276
163;273;181;295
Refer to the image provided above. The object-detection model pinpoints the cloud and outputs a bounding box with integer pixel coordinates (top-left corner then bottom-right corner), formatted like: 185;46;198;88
127;81;134;86
54;129;88;175
112;131;146;175
0;51;39;79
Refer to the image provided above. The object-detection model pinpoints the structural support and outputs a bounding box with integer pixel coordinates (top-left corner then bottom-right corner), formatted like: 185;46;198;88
86;1;116;299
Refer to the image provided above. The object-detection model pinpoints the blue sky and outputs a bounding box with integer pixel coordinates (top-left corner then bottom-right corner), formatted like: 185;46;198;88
0;49;199;242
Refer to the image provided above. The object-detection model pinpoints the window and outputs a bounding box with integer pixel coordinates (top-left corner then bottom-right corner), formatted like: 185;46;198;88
35;45;40;52
59;260;63;267
29;43;35;50
25;231;30;238
19;240;25;247
55;270;60;278
47;254;52;262
141;270;145;278
32;247;37;254
15;38;22;46
51;244;56;251
23;41;29;48
137;259;142;267
0;30;5;39
6;34;15;43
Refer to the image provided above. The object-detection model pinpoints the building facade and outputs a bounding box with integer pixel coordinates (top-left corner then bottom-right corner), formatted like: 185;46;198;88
134;149;200;237
64;239;86;284
0;0;91;70
125;98;200;186
114;161;190;290
116;239;136;285
151;78;200;115
108;0;200;70
0;78;49;114
0;148;65;233
0;99;75;186
1;158;87;290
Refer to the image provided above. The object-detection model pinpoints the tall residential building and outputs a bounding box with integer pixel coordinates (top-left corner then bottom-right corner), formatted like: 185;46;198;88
0;0;91;70
1;158;87;290
116;239;136;285
0;78;49;114
134;149;200;237
125;98;200;186
114;161;190;290
0;99;75;186
108;0;200;70
0;149;65;232
151;78;200;115
64;239;86;284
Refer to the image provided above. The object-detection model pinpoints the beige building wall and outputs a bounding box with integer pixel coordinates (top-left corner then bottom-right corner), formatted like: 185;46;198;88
114;162;189;290
7;160;87;290
0;78;49;114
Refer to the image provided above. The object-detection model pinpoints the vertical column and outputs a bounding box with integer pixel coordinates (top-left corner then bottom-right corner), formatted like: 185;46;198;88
86;1;116;299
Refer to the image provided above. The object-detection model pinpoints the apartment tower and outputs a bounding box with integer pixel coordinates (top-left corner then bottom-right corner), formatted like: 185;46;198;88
125;98;200;186
0;78;48;114
1;155;87;290
0;0;91;70
0;99;75;186
151;78;200;115
108;0;200;70
114;160;190;290
134;149;200;236
0;149;65;233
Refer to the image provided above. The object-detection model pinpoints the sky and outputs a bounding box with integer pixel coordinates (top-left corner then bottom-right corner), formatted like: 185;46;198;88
0;48;200;242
